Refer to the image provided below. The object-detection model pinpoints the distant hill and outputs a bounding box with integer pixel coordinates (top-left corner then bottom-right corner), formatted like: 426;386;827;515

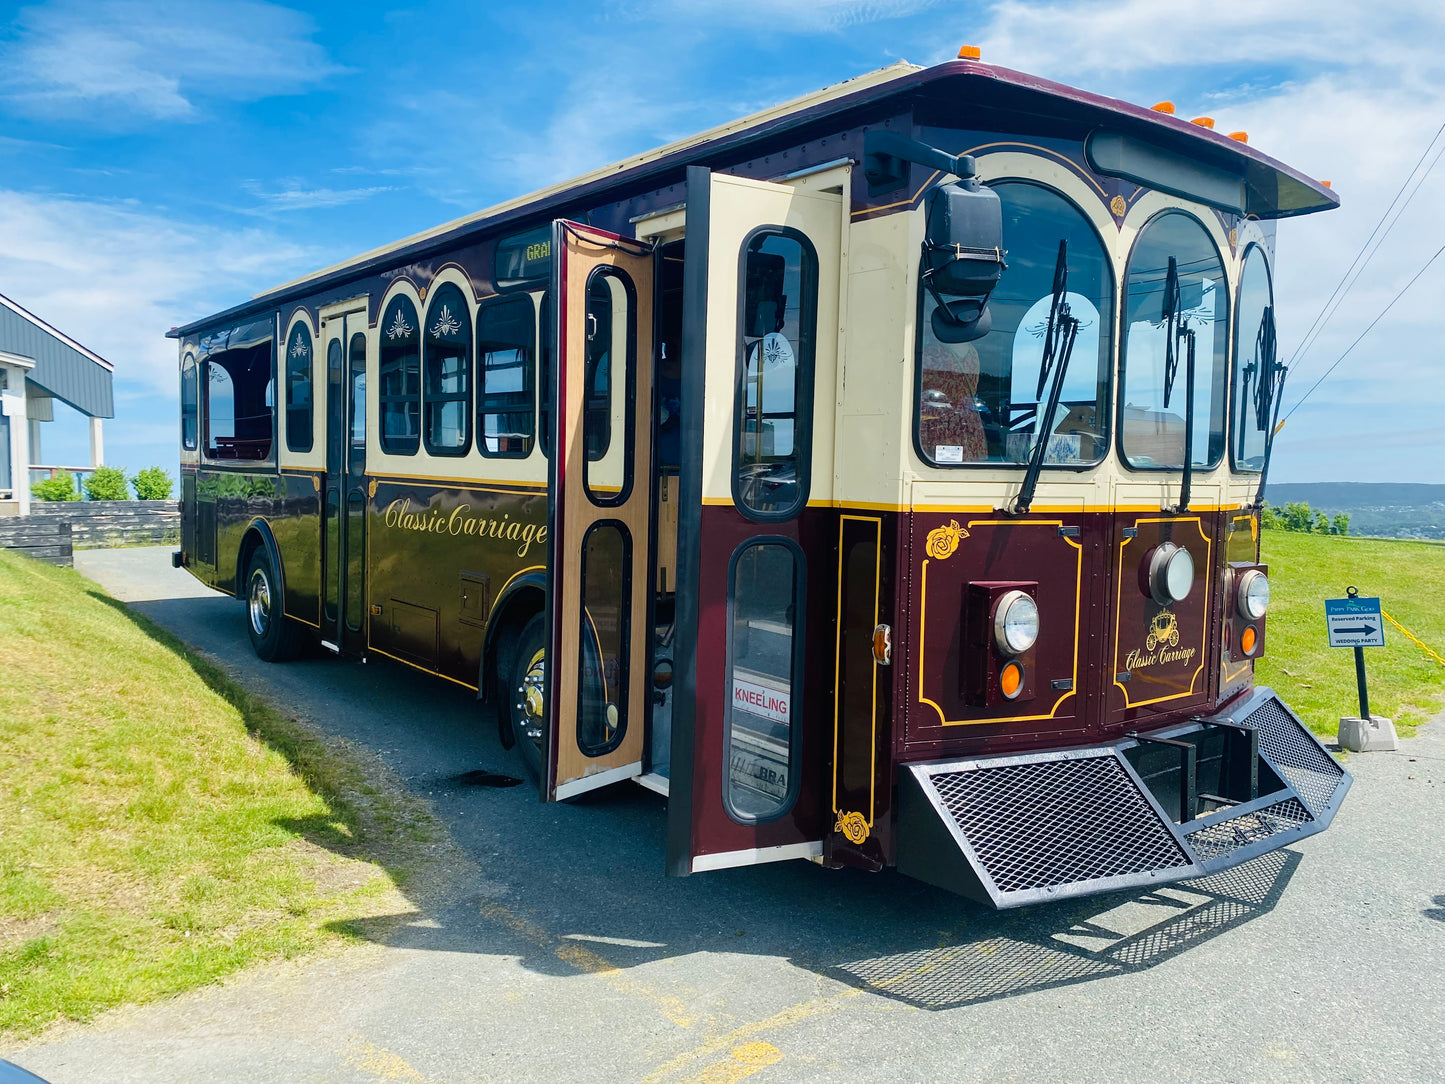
1265;482;1445;540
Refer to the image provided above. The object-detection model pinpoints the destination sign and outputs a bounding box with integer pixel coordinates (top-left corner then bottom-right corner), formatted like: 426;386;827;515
494;225;552;287
1325;596;1386;649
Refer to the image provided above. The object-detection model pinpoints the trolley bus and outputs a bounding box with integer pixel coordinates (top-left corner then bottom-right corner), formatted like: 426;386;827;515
171;52;1351;908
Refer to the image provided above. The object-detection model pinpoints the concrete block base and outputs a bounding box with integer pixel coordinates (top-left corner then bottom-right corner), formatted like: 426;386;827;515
1338;715;1398;752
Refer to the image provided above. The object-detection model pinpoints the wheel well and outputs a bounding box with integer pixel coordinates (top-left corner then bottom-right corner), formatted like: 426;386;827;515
482;586;545;703
235;528;267;597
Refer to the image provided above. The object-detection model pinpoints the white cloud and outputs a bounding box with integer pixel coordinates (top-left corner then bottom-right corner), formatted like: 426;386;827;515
0;189;316;402
241;182;398;213
0;0;343;123
615;0;942;32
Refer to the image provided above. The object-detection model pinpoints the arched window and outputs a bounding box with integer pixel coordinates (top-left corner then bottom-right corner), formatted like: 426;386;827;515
285;321;313;452
424;283;472;455
378;294;421;455
915;182;1114;468
181;353;198;451
1120;212;1230;470
1233;246;1275;471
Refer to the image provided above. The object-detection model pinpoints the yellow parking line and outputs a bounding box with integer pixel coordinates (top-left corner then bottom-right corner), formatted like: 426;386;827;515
677;1042;784;1084
348;1039;429;1082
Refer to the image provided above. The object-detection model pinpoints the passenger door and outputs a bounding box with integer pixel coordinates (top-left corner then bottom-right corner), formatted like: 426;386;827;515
543;221;655;801
321;306;369;653
667;166;843;875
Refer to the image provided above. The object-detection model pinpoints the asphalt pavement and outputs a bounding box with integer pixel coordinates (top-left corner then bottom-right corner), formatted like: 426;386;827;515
4;546;1443;1084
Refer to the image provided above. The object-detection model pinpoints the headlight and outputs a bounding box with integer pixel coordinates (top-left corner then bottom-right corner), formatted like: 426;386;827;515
1237;569;1270;620
1148;543;1195;604
994;590;1040;655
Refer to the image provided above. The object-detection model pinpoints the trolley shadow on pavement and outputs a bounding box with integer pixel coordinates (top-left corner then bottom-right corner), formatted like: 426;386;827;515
91;577;1304;1016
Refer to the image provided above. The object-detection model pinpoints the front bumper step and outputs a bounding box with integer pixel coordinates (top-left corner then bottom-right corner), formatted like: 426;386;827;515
897;688;1350;909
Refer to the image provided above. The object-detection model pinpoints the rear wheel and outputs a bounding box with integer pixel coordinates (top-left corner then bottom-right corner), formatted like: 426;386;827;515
245;547;302;662
506;613;547;781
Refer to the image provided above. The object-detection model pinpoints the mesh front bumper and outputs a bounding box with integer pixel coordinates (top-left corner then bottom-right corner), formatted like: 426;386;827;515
897;688;1350;908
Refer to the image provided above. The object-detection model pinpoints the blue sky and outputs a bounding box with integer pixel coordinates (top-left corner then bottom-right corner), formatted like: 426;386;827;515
1;0;1441;483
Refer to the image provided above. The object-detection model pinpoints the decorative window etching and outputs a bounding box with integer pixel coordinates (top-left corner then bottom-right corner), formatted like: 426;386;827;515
386;308;414;341
430;305;462;339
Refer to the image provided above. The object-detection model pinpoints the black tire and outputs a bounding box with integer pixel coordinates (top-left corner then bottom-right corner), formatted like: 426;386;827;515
244;547;303;662
505;613;547;782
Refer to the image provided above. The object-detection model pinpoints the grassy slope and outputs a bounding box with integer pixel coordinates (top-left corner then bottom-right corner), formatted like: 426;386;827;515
0;550;448;1039
1257;531;1445;736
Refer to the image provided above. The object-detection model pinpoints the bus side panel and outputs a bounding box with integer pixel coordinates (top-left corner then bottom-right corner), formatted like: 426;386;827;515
367;478;548;689
275;472;323;629
199;468;282;593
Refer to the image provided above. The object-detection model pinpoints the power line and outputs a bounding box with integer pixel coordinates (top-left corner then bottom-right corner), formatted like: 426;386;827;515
1282;240;1445;421
1286;119;1445;373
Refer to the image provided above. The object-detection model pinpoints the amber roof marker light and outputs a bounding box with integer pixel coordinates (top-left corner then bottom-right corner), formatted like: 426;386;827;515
957;44;982;60
1151;101;1176;114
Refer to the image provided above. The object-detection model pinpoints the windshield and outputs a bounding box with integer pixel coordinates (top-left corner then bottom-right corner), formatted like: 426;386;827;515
1120;213;1229;470
1233;246;1274;471
916;181;1113;467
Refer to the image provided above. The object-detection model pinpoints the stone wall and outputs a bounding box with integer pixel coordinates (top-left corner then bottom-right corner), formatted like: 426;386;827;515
28;500;180;549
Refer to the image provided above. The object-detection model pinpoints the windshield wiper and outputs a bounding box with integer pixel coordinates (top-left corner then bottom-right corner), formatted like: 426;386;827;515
1238;304;1277;463
1252;318;1287;510
1011;240;1078;515
1159;256;1195;515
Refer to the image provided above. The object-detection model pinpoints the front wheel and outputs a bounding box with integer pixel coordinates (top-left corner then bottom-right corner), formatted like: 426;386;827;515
506;614;547;781
245;548;303;662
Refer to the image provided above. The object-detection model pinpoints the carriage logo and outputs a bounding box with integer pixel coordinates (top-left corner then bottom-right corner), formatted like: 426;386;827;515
1145;609;1180;652
924;519;969;560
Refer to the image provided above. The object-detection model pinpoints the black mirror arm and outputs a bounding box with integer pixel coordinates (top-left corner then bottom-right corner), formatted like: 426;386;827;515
1167;326;1196;514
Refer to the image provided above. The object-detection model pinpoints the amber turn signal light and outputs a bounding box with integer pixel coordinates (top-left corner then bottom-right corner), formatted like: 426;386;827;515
1240;625;1258;656
1000;660;1024;699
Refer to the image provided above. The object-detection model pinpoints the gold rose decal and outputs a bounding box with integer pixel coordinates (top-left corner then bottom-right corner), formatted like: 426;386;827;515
924;520;969;560
834;811;870;845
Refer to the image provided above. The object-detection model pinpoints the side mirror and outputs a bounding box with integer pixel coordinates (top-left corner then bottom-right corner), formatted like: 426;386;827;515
743;251;787;337
923;179;1006;343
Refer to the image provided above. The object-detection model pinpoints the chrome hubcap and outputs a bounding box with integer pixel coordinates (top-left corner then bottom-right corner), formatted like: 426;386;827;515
515;649;546;745
248;570;272;637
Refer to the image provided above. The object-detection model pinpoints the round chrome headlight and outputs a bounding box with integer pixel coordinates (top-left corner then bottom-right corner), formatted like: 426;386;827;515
1148;543;1195;604
1238;569;1270;620
994;590;1040;655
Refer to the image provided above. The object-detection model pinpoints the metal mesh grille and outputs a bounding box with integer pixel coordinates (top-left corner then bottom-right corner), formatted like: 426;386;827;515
928;755;1192;895
1185;798;1313;861
1246;698;1343;812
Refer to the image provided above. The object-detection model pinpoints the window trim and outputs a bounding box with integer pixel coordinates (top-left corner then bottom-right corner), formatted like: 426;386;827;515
1229;241;1274;475
378;293;422;456
200;335;276;466
284;320;314;453
722;535;807;826
582;265;637;509
911;178;1116;472
422;282;473;458
476;291;537;460
730;224;818;521
1116;207;1232;474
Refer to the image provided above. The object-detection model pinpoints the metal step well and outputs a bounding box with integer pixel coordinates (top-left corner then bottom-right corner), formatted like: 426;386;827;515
897;689;1350;908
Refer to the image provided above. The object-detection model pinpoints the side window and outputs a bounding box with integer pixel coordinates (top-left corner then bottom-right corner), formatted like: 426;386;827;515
539;291;554;458
349;332;367;452
732;228;817;520
181;353;198;451
285;322;314;453
378;295;421;455
1232;246;1274;471
204;327;273;461
583;268;635;505
423;283;472;455
725;539;804;823
1120;212;1230;470
477;295;535;458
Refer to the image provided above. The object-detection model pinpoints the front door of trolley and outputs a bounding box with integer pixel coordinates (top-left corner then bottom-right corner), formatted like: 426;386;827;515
543;221;655;801
322;307;368;654
666;166;843;876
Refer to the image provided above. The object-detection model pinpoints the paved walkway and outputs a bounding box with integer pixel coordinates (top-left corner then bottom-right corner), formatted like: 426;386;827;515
4;548;1442;1083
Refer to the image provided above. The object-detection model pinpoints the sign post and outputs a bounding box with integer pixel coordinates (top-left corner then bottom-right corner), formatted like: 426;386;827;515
1325;586;1395;751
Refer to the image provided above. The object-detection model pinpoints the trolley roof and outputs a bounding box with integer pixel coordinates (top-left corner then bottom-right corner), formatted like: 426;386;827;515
171;58;1338;339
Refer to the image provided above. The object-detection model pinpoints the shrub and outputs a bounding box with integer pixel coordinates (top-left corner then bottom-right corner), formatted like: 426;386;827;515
31;470;81;502
131;466;174;500
84;466;130;501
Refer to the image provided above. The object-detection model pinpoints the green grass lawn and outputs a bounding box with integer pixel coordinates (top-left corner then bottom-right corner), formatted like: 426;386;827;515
1257;531;1445;736
0;550;449;1039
